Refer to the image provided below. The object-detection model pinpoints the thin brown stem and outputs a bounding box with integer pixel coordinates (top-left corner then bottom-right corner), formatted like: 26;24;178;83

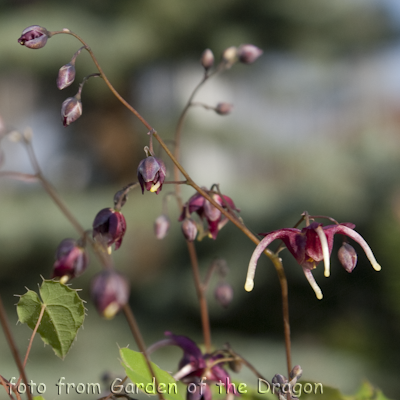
51;30;153;132
0;294;33;400
122;305;164;400
187;241;212;352
0;375;16;400
17;304;46;386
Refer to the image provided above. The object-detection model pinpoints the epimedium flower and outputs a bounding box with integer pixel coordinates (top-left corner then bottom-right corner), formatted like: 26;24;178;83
245;221;381;300
137;156;166;195
237;44;263;64
147;332;235;400
52;238;89;283
92;208;127;252
18;25;50;49
179;189;239;240
91;270;130;319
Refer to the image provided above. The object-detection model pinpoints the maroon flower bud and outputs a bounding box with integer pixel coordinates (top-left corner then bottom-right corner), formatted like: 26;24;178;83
237;44;263;64
154;215;170;239
338;242;358;273
91;270;130;319
215;103;233;116
289;365;303;380
200;49;214;71
93;208;127;251
222;46;238;66
228;359;242;373
214;283;233;308
61;95;82;127
18;25;49;49
137;156;166;195
181;218;197;242
57;62;76;90
52;238;89;282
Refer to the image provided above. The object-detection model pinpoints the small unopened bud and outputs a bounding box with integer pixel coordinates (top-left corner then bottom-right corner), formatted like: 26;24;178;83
228;358;242;373
201;49;214;71
52;238;89;282
272;374;287;386
154;215;170;239
57;62;76;90
338;242;358;273
91;270;130;319
61;95;82;127
18;25;49;49
237;44;263;64
289;365;303;380
215;282;233;308
215;103;233;116
181;218;197;242
222;46;238;66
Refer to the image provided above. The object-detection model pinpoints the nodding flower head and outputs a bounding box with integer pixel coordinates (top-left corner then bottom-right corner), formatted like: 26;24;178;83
18;25;49;49
137;156;166;195
92;208;127;252
147;332;235;400
52;238;89;283
245;221;381;300
179;189;239;240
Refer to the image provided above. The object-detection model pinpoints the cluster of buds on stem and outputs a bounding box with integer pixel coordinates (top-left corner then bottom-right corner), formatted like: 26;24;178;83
179;187;239;240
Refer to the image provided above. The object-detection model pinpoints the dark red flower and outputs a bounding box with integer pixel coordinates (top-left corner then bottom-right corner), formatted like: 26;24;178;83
148;332;234;400
137;156;166;195
245;222;381;299
92;208;126;251
18;25;49;49
179;190;239;239
52;238;89;282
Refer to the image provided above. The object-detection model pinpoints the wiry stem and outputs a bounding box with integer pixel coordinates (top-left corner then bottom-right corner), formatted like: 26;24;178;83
17;304;46;386
0;294;33;400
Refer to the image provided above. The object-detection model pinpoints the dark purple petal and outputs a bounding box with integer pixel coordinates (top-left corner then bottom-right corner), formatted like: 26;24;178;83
18;25;49;49
91;270;130;319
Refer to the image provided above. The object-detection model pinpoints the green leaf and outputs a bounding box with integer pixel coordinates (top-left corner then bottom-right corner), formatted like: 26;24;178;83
120;347;184;400
17;280;85;359
344;381;393;400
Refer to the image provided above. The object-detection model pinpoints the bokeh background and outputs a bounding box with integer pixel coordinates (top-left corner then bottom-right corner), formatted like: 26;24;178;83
1;0;400;398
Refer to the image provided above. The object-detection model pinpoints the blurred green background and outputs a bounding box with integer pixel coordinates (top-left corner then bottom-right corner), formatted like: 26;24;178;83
1;0;400;398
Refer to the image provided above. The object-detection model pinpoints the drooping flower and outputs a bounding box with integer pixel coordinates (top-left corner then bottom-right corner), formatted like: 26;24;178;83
91;270;130;319
92;208;127;251
52;238;89;283
18;25;50;49
137;156;166;195
179;189;239;240
245;221;381;299
147;332;235;400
